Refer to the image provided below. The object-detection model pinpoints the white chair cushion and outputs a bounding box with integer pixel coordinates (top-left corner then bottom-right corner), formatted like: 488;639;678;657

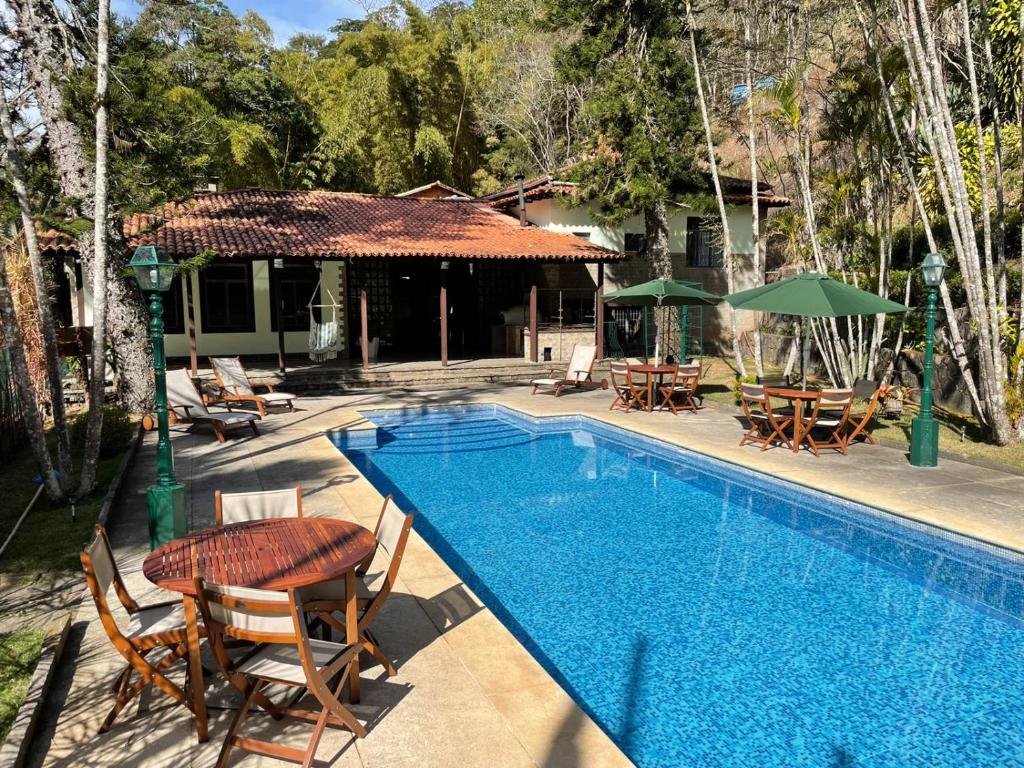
303;565;387;604
126;602;188;640
531;378;560;387
807;418;842;427
237;639;350;684
260;391;296;404
208;411;260;424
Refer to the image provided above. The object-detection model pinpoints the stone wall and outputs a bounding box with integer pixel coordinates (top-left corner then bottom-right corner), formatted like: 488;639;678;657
523;326;597;362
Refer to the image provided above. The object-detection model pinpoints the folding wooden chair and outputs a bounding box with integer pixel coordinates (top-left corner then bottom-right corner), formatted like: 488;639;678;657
844;380;883;447
210;357;297;417
801;388;855;456
215;486;303;526
738;383;793;451
81;526;204;733
305;496;414;678
609;361;647;412
658;363;701;414
195;580;365;767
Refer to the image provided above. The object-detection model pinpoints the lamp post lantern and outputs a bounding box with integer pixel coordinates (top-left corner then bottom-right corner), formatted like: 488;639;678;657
909;252;947;468
130;246;187;547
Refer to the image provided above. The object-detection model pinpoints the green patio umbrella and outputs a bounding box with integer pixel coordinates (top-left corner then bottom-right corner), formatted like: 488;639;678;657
605;279;722;363
724;271;908;388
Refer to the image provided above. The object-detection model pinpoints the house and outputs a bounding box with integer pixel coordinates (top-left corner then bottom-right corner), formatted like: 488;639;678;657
479;174;789;357
41;175;786;370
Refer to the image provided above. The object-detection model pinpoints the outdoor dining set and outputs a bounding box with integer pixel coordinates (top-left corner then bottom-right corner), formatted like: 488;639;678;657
80;487;413;767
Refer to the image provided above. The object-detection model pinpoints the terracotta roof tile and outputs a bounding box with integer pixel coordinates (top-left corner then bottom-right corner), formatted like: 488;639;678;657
39;189;621;263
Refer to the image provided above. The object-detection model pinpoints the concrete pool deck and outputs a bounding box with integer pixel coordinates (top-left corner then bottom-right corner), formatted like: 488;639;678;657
29;384;1024;767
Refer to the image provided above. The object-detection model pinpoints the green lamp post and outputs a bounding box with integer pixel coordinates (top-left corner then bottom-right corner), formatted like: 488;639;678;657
909;252;947;468
130;246;187;548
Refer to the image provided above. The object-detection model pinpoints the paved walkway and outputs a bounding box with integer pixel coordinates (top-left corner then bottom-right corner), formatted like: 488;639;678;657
29;384;1024;768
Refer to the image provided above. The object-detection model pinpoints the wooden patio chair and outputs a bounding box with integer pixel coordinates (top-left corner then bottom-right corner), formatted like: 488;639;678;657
167;368;260;444
215;486;303;526
305;495;414;678
194;580;365;768
209;357;297;417
81;525;204;733
609;361;647;412
738;383;793;451
531;343;604;396
658;363;701;414
801;388;855;456
844;379;883;448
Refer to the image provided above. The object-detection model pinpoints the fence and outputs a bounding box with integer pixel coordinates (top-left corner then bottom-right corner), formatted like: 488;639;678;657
0;349;26;458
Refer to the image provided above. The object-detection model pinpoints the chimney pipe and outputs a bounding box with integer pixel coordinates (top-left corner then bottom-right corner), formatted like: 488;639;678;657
515;174;526;227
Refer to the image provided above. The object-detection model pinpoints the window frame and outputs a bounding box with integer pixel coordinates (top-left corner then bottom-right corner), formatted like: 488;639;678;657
270;260;321;332
162;274;186;335
198;260;256;334
686;217;724;269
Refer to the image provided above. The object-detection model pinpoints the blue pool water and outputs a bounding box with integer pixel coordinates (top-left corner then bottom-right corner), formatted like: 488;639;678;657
334;405;1024;767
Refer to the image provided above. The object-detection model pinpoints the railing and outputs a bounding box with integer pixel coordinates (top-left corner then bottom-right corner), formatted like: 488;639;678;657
0;349;26;458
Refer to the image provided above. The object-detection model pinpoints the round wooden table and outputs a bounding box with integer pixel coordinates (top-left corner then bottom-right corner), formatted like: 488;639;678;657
764;386;820;453
144;518;376;743
627;364;678;412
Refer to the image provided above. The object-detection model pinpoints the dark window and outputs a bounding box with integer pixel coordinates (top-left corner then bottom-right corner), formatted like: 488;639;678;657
624;233;647;255
163;275;186;335
270;261;320;332
199;261;254;333
686;218;724;268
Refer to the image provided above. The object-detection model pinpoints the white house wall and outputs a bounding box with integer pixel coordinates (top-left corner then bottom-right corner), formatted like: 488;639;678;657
525;198;761;343
74;260;344;359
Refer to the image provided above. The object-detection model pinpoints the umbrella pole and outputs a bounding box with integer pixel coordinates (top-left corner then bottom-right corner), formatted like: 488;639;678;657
801;316;809;390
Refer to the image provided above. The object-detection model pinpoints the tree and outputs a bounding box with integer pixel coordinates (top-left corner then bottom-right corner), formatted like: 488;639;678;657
0;0;115;500
548;0;705;280
10;0;152;412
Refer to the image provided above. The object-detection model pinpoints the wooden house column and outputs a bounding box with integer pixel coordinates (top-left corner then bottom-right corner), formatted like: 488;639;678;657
272;259;286;373
529;283;538;363
596;262;605;359
440;263;449;367
360;287;369;369
185;274;198;376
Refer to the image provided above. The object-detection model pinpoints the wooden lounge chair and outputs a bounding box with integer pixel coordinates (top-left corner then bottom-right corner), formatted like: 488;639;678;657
609;361;647;412
167;368;260;444
531;343;603;396
306;495;414;678
215;486;303;526
801;388;855;456
194;580;365;767
844;379;883;447
81;525;204;733
658;363;701;414
210;357;297;416
738;383;793;451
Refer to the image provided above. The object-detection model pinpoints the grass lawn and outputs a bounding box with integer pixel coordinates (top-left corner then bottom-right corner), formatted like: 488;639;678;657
0;443;130;578
0;628;45;740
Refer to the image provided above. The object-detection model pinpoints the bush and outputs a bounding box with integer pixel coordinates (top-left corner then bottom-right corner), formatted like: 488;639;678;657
70;406;135;459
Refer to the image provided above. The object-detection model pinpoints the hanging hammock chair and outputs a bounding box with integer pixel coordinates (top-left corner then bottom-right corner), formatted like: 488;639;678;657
307;276;342;363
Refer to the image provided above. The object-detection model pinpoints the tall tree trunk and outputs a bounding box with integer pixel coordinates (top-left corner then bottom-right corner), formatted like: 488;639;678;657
743;9;765;378
0;253;62;500
643;201;672;280
687;5;747;376
0;86;74;498
77;0;112;498
11;0;152;413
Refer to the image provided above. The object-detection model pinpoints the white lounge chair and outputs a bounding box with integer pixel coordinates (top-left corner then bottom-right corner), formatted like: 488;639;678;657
166;368;260;444
209;357;297;416
531;343;603;397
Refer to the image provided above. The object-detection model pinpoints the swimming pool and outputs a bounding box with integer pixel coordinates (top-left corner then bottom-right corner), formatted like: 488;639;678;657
334;405;1024;767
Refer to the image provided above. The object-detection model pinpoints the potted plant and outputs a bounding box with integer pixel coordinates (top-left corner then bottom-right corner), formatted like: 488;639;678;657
881;384;917;419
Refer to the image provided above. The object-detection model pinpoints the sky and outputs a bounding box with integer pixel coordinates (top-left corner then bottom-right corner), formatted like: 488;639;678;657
110;0;370;46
